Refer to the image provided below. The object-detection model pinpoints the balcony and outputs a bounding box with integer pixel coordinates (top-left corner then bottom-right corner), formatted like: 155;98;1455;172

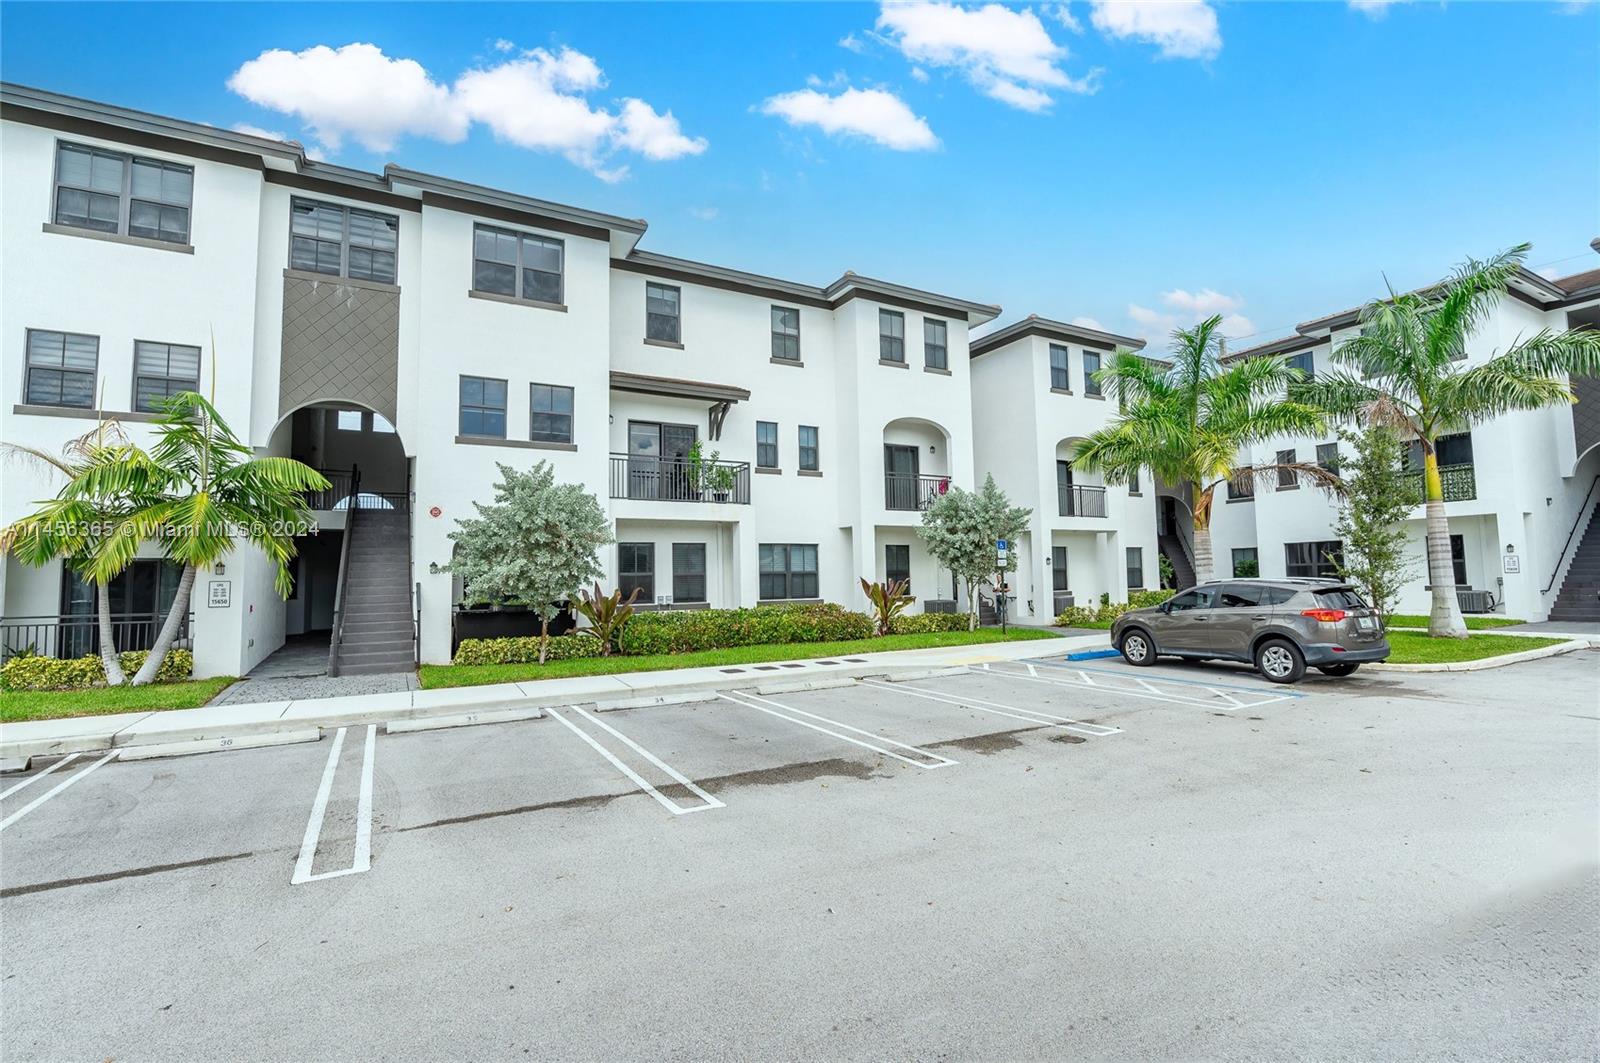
885;473;951;511
1402;463;1476;504
609;454;751;505
1058;484;1108;517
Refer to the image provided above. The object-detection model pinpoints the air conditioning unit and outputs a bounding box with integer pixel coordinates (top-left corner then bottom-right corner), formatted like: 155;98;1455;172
1456;588;1495;614
656;594;674;608
1053;592;1075;614
923;599;957;614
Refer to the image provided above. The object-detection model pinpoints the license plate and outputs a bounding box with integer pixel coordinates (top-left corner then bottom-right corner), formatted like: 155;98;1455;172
1357;616;1376;631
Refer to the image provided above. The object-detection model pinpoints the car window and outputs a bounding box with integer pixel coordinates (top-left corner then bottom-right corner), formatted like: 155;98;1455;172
1314;589;1367;609
1168;588;1216;611
1258;587;1297;606
1218;584;1261;608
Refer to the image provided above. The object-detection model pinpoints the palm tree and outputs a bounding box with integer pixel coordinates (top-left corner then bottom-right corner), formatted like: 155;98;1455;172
71;391;328;685
1297;244;1600;638
1074;314;1337;585
2;419;150;685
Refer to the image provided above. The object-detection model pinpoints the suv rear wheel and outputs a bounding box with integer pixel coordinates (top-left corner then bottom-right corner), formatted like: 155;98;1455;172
1119;629;1157;667
1255;638;1305;684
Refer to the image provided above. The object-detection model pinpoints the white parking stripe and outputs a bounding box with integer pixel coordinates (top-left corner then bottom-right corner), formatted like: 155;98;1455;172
570;706;725;811
0;751;117;833
0;753;81;801
719;691;958;769
292;725;378;885
981;663;1295;711
545;706;721;816
864;679;1121;738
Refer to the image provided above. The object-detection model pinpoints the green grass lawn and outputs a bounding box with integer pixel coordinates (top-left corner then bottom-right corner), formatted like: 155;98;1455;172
420;628;1062;690
1382;631;1564;664
1385;614;1524;630
0;677;238;724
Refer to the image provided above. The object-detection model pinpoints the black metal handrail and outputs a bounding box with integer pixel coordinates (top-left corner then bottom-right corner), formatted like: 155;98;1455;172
885;473;950;511
1401;462;1476;504
305;466;357;511
1544;474;1600;594
0;611;193;662
327;465;360;676
1058;484;1108;517
609;454;751;504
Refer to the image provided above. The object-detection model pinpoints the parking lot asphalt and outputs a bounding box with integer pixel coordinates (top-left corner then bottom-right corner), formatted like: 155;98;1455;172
2;651;1596;1061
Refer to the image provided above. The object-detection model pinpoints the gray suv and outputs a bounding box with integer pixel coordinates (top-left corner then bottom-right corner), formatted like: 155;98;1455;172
1110;579;1390;683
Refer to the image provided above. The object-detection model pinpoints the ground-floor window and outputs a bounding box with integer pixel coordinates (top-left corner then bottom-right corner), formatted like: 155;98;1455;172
672;543;707;603
1284;540;1343;580
619;543;654;602
1126;547;1144;590
1232;547;1259;578
885;544;910;590
1052;546;1069;591
1449;534;1468;586
759;543;818;600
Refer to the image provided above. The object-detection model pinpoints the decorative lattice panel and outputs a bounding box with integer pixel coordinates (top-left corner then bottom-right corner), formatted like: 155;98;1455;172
279;275;400;423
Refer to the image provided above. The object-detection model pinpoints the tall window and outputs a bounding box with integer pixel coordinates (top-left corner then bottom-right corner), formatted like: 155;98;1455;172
619;543;654;601
1128;467;1141;496
1449;534;1468;586
879;310;905;362
798;426;819;471
458;376;507;438
756;421;779;469
1126;547;1144;590
473;224;563;304
646;283;681;342
1284;540;1343;579
54;142;192;245
1049;345;1070;390
1276;449;1298;489
290;198;398;284
771;306;800;361
1287;349;1315;380
759;544;818;600
1232;547;1259;578
133;341;201;412
1052;546;1069;592
24;330;98;408
924;318;948;369
530;384;574;444
885;544;910;590
671;543;707;603
1083;351;1102;396
1315;442;1340;473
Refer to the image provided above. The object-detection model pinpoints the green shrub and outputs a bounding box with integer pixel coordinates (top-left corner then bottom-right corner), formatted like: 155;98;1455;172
0;648;194;691
1053;590;1174;628
888;612;971;634
1054;605;1105;628
618;603;874;656
453;633;604;666
1129;589;1176;608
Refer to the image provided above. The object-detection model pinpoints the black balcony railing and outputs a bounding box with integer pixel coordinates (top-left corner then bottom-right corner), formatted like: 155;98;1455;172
1058;484;1108;517
609;454;751;504
0;611;194;663
1402;463;1476;504
305;466;356;511
885;473;951;511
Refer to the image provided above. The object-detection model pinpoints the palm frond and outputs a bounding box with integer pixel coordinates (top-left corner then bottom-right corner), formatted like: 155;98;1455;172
1431;358;1577;425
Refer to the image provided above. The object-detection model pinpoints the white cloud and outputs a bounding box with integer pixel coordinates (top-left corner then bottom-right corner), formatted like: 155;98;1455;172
875;1;1100;111
1070;315;1105;331
688;206;719;221
759;87;939;151
1127;288;1254;339
910;65;930;82
839;32;867;53
1044;2;1084;33
227;41;706;179
1348;0;1409;16
1088;0;1221;60
230;122;290;142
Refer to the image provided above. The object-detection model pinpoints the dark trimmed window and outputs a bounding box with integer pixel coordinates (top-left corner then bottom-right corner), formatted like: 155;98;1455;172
1128;467;1141;496
1227;469;1255;501
25;330;98;408
1277;449;1298;489
473;224;563;304
885;544;910;590
1232;547;1259;578
771;306;800;361
1285;540;1343;580
1449;534;1468;586
646;283;681;342
54;142;193;244
756;421;778;469
458;376;507;438
759;543;818;600
924;318;947;369
290;198;399;284
133;341;201;412
1126;547;1144;590
1049;345;1070;390
619;543;654;601
798;426;819;471
530;384;574;444
672;543;707;603
1052;546;1069;592
1083;351;1102;396
1316;442;1340;473
879;310;905;362
1287;349;1315;380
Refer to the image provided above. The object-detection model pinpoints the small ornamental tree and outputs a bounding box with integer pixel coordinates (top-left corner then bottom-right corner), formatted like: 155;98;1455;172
1331;427;1418;621
447;461;611;663
918;475;1031;631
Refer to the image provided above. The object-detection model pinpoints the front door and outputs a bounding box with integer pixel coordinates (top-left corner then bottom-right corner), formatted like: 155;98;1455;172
884;444;919;509
58;560;181;657
661;424;698;500
1057;460;1075;515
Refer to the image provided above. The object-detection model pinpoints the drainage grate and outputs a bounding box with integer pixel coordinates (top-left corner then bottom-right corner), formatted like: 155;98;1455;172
754;665;780;671
779;663;804;669
815;660;838;665
720;668;746;674
842;658;868;663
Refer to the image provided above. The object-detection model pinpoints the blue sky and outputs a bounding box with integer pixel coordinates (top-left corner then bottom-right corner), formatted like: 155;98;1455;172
3;1;1596;349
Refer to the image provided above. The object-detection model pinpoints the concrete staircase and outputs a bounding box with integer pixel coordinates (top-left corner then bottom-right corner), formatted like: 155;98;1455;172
1549;503;1600;623
332;508;415;675
1159;530;1196;590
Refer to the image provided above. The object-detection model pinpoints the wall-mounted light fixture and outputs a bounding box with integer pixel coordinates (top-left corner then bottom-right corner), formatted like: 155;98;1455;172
429;562;441;575
213;562;226;576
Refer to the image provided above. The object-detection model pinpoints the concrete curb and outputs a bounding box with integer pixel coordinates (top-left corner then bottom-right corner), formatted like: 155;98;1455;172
1367;636;1597;673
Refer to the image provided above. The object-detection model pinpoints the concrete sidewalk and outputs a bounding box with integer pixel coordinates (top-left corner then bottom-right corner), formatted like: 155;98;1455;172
0;635;1102;763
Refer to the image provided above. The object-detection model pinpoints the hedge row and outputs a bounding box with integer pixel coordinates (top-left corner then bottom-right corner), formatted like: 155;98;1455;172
453;632;606;666
617;602;874;656
0;648;196;692
887;612;972;634
1054;589;1175;628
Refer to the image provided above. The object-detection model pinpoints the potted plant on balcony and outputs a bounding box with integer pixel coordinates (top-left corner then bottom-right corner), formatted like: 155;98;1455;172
707;460;736;503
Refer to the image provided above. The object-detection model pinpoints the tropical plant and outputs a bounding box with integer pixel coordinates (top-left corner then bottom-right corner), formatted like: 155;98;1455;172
859;576;913;636
574;580;642;656
1330;427;1417;620
1296;244;1600;636
1073;315;1338;584
446;460;612;663
917;475;1031;630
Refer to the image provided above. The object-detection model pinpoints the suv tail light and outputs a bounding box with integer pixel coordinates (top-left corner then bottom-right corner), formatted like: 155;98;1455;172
1301;608;1346;623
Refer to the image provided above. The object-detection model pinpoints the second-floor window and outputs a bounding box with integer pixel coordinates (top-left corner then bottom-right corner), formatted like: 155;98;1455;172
879;309;905;362
54;142;193;245
1128;467;1141;495
530;383;574;444
771;306;800;361
924;318;948;369
1287;349;1315;381
1227;468;1255;501
646;283;681;343
798;426;819;471
1049;345;1070;390
133;341;201;412
459;375;507;438
1083;351;1103;396
290;198;398;284
473;224;563;305
1316;442;1340;473
756;421;779;469
1277;449;1298;489
25;329;98;408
